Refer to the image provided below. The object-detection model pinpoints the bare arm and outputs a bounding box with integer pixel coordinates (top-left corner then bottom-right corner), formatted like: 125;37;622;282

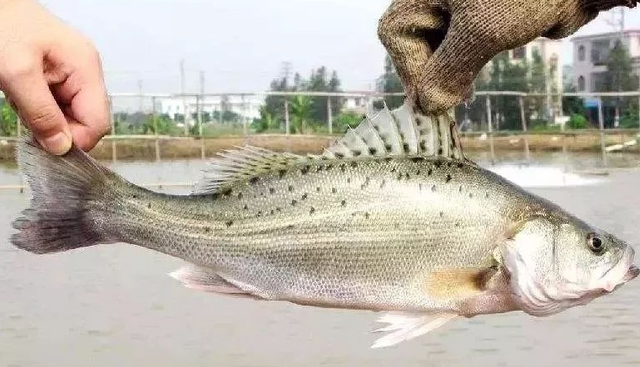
0;0;109;155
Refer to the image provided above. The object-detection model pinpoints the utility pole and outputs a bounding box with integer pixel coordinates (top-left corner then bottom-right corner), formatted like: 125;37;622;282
605;8;625;128
199;71;205;135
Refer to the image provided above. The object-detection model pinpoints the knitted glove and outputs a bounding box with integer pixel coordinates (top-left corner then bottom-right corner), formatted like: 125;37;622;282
378;0;637;113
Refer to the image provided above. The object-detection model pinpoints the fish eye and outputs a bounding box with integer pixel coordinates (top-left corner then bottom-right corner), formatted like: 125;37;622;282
587;233;604;255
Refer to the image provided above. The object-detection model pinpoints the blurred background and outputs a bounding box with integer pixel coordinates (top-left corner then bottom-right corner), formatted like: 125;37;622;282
2;2;640;367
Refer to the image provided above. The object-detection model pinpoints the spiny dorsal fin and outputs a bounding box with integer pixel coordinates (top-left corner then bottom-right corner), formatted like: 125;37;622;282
193;102;466;195
192;146;305;194
323;101;465;160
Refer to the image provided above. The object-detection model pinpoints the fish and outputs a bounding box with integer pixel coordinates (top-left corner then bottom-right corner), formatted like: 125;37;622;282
10;101;639;349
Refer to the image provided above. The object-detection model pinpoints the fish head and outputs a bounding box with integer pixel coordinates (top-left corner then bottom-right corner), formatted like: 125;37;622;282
500;215;638;317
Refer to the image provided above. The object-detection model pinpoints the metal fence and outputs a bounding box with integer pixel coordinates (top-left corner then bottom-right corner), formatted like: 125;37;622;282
2;89;640;172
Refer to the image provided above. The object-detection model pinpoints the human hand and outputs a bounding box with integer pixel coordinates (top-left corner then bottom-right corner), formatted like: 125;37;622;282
0;0;110;155
378;0;637;114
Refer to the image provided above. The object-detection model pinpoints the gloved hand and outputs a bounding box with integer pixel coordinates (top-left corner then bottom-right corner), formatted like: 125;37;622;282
378;0;637;114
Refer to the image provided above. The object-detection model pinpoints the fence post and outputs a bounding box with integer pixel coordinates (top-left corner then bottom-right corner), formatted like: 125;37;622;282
519;95;530;163
109;97;116;164
598;98;608;167
198;95;205;159
284;99;290;136
242;95;248;140
152;96;160;162
327;97;333;135
485;95;495;164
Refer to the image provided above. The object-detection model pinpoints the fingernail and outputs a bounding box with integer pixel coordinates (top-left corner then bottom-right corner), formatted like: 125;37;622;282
41;131;72;155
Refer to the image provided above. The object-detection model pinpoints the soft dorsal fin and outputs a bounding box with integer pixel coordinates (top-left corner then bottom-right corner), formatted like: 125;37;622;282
192;101;466;195
322;101;465;160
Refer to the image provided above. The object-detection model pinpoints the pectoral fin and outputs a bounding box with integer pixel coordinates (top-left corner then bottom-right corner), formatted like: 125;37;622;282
423;267;497;301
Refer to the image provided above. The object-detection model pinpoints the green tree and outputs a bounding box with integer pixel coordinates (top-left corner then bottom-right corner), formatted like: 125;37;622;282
289;95;313;134
603;40;639;118
376;54;404;109
0;100;18;136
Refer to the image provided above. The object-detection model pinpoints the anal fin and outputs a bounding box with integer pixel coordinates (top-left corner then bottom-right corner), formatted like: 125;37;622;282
371;312;457;349
169;264;260;300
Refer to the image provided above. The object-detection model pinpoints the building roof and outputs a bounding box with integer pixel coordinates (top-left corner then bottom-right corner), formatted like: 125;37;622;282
571;29;640;42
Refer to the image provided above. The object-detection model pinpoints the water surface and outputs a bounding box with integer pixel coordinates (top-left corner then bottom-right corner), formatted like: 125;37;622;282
2;151;640;367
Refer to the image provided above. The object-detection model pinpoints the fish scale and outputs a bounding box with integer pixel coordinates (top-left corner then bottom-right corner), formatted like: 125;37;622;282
10;101;638;349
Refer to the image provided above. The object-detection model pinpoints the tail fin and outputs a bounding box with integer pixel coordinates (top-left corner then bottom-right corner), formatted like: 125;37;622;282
11;138;114;254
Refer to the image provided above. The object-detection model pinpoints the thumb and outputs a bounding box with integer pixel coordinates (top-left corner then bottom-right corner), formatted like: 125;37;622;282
2;66;72;155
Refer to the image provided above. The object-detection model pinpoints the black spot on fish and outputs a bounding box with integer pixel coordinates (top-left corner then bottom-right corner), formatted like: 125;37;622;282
301;193;308;200
439;211;444;218
419;183;423;191
485;193;489;199
459;186;463;193
325;164;334;171
350;161;358;168
288;185;294;192
270;210;275;215
221;188;232;197
205;227;211;233
457;162;464;168
132;194;139;199
427;168;433;176
340;164;347;172
335;152;344;159
278;170;286;178
385;144;392;152
438;147;443;155
268;188;275;194
225;220;234;228
341;200;347;207
380;179;387;189
419;141;427;151
332;188;337;194
397;173;403;181
445;174;452;183
431;185;437;192
353;150;362;157
237;192;243;199
455;222;460;227
291;199;298;206
384;157;393;162
434;161;442;168
411;157;424;163
276;207;282;213
368;147;377;155
347;178;352;184
416;169;421;175
243;204;249;211
249;177;259;185
391;167;397;173
361;177;370;190
316;187;321;192
257;211;263;217
469;192;474;199
301;165;311;175
286;224;295;230
447;162;453;168
147;203;152;209
365;212;370;219
310;207;316;214
405;173;410;180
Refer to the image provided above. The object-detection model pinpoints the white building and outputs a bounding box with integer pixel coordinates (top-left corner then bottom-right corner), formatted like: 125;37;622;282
571;29;640;92
507;37;564;96
155;95;263;124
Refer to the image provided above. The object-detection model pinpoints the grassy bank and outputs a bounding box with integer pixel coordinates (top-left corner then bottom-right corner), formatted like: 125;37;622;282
0;130;638;162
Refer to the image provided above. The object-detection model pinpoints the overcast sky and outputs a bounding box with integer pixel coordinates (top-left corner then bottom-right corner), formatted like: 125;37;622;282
39;0;640;95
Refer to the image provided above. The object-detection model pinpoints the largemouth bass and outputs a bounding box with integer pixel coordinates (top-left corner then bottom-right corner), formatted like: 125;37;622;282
10;103;639;348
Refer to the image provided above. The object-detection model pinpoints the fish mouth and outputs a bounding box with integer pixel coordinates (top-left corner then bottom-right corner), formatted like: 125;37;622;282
624;265;640;282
